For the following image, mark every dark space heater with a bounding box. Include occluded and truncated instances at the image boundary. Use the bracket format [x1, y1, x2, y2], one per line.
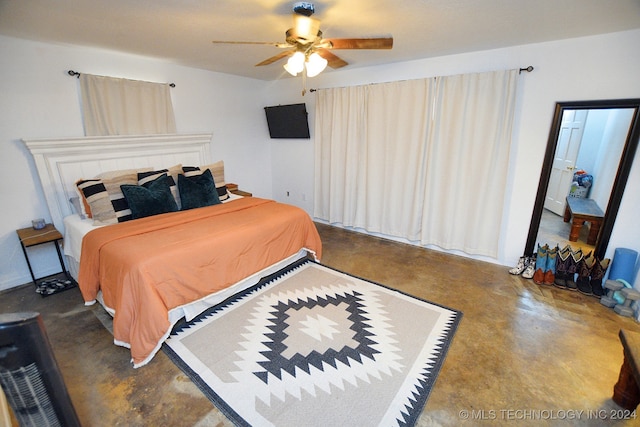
[0, 312, 80, 427]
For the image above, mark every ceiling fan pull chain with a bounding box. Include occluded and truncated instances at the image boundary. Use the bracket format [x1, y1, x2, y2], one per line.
[302, 71, 307, 96]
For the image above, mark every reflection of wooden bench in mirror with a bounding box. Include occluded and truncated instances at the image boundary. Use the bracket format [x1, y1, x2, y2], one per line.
[563, 197, 604, 245]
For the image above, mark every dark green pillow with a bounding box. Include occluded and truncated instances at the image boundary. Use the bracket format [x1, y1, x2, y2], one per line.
[121, 174, 178, 219]
[178, 168, 221, 210]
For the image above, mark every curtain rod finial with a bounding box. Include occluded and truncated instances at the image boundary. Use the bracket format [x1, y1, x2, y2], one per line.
[519, 66, 534, 74]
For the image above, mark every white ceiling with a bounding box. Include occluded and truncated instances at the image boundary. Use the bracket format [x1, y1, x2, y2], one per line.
[1, 0, 639, 81]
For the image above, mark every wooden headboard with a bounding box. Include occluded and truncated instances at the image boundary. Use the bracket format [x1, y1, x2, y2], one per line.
[23, 133, 213, 233]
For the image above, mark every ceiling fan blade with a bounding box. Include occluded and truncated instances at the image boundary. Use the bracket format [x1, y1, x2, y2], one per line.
[212, 40, 291, 48]
[324, 37, 393, 50]
[316, 49, 348, 69]
[255, 50, 293, 66]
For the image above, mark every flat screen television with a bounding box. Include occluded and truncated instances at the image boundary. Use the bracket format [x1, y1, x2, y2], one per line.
[264, 103, 310, 139]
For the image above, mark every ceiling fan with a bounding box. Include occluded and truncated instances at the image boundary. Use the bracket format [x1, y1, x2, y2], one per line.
[212, 2, 393, 78]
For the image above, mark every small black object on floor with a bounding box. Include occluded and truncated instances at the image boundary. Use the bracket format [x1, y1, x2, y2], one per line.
[35, 273, 77, 297]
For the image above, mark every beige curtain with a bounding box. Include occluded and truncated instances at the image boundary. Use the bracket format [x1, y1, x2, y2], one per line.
[80, 74, 176, 136]
[314, 69, 519, 257]
[420, 69, 518, 256]
[314, 79, 434, 240]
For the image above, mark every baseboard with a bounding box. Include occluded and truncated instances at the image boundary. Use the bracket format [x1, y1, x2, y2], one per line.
[0, 266, 62, 292]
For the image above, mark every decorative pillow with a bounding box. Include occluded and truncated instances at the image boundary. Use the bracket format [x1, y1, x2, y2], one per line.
[178, 169, 221, 210]
[74, 185, 92, 218]
[121, 174, 178, 219]
[183, 160, 230, 201]
[76, 172, 138, 225]
[138, 164, 182, 208]
[75, 168, 154, 219]
[96, 167, 152, 180]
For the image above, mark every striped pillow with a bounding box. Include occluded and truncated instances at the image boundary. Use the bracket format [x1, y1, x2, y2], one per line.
[96, 167, 152, 180]
[76, 172, 138, 225]
[183, 161, 230, 201]
[75, 167, 153, 219]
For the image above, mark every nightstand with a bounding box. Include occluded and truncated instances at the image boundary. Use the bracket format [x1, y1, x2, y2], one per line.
[16, 224, 76, 296]
[227, 183, 252, 197]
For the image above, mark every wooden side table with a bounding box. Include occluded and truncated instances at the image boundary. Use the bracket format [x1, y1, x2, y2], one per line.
[16, 224, 75, 296]
[227, 183, 252, 197]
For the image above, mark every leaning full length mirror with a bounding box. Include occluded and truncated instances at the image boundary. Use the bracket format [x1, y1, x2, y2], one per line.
[525, 99, 640, 260]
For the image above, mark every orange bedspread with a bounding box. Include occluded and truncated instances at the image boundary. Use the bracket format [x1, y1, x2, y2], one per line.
[78, 197, 322, 367]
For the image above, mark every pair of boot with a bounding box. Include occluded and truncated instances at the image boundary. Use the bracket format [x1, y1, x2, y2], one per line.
[576, 254, 610, 297]
[509, 255, 535, 279]
[554, 245, 584, 291]
[532, 244, 557, 285]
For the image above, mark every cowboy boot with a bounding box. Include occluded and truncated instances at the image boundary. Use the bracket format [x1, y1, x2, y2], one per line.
[522, 256, 535, 279]
[554, 245, 572, 289]
[589, 257, 610, 297]
[543, 245, 558, 285]
[577, 253, 595, 295]
[509, 256, 528, 275]
[565, 248, 584, 291]
[533, 244, 548, 285]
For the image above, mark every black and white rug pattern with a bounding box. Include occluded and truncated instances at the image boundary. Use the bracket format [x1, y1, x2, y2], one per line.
[164, 259, 462, 427]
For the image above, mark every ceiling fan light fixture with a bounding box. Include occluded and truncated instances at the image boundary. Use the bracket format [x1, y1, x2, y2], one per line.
[284, 51, 305, 76]
[292, 14, 321, 43]
[305, 52, 328, 77]
[214, 2, 392, 80]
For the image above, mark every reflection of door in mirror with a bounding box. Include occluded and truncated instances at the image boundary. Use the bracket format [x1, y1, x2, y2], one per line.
[544, 109, 587, 215]
[535, 107, 635, 254]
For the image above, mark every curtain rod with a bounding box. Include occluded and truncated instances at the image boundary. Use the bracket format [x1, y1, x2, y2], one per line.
[67, 70, 176, 87]
[308, 65, 535, 93]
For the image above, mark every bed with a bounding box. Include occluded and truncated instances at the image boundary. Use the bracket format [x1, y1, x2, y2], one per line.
[23, 133, 322, 367]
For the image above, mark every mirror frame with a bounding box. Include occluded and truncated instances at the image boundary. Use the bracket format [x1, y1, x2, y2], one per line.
[524, 98, 640, 259]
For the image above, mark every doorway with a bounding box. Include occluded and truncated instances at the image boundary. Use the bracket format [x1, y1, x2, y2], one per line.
[544, 109, 588, 216]
[524, 99, 640, 259]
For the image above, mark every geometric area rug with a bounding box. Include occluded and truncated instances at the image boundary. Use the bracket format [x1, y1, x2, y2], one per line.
[163, 258, 462, 427]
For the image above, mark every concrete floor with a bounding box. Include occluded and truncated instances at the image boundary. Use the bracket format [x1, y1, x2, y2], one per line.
[1, 222, 639, 426]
